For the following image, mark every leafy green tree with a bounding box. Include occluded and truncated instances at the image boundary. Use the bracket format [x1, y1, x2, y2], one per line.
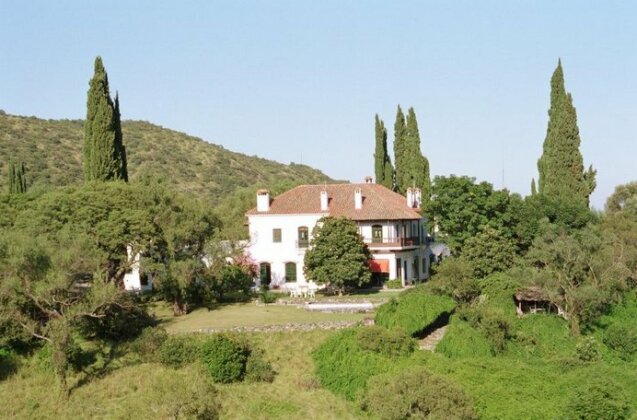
[426, 175, 519, 253]
[537, 60, 596, 206]
[392, 106, 407, 194]
[83, 56, 127, 182]
[462, 226, 517, 278]
[605, 181, 637, 217]
[8, 161, 27, 194]
[426, 258, 480, 304]
[304, 217, 371, 293]
[526, 225, 629, 335]
[0, 232, 137, 394]
[373, 115, 393, 189]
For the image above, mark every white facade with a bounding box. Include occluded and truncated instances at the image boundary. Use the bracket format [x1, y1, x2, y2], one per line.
[248, 213, 323, 285]
[123, 245, 153, 292]
[246, 185, 431, 288]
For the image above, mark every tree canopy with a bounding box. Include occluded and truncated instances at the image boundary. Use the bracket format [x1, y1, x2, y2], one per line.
[304, 217, 371, 293]
[373, 115, 393, 189]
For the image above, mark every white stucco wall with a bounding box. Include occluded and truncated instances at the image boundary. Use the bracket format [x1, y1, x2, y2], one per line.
[247, 213, 324, 285]
[123, 248, 153, 292]
[248, 214, 431, 287]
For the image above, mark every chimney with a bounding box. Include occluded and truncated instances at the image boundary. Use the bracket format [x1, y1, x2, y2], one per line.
[364, 176, 373, 184]
[406, 188, 422, 209]
[256, 189, 270, 212]
[354, 187, 363, 210]
[320, 190, 329, 211]
[406, 188, 414, 208]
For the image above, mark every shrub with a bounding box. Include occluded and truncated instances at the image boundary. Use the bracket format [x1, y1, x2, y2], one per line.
[575, 336, 601, 362]
[128, 327, 168, 362]
[312, 328, 412, 400]
[603, 323, 637, 361]
[436, 317, 493, 358]
[375, 291, 455, 336]
[244, 349, 275, 383]
[459, 305, 511, 354]
[357, 326, 415, 357]
[361, 368, 478, 420]
[158, 335, 200, 368]
[259, 290, 278, 304]
[200, 334, 249, 383]
[564, 377, 631, 420]
[384, 279, 402, 289]
[0, 348, 18, 380]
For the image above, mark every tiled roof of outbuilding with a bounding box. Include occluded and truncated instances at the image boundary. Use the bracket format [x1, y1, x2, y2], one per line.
[246, 183, 423, 221]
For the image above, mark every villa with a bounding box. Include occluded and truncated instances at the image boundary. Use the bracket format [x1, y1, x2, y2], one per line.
[246, 178, 431, 288]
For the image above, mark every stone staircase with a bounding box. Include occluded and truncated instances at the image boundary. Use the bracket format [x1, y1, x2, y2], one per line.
[418, 325, 449, 351]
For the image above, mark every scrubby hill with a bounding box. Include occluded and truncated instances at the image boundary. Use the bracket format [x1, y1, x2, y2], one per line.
[0, 111, 335, 201]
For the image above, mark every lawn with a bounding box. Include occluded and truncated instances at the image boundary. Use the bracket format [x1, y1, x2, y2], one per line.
[153, 302, 371, 333]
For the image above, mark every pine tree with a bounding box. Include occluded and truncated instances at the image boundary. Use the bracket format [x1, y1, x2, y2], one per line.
[537, 60, 596, 206]
[374, 115, 393, 189]
[393, 106, 407, 193]
[84, 56, 128, 182]
[8, 161, 27, 194]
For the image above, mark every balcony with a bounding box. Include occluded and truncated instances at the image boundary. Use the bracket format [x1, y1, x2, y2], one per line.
[362, 236, 421, 248]
[296, 239, 309, 249]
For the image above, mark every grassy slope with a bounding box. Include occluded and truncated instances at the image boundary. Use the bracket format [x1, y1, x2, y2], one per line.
[0, 112, 335, 202]
[0, 331, 360, 420]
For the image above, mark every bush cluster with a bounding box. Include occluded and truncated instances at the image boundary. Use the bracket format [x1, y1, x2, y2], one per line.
[313, 327, 414, 400]
[357, 326, 415, 357]
[361, 368, 478, 420]
[128, 327, 168, 362]
[564, 377, 631, 420]
[384, 279, 402, 289]
[200, 334, 274, 384]
[459, 305, 511, 354]
[158, 335, 200, 368]
[603, 323, 637, 361]
[375, 290, 455, 336]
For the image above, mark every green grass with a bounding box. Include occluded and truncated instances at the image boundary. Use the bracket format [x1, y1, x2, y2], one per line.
[0, 330, 361, 419]
[153, 302, 370, 333]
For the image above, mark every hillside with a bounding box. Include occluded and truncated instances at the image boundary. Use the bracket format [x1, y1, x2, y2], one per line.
[0, 111, 335, 201]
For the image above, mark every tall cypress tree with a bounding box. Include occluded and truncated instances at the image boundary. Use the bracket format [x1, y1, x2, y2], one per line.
[537, 60, 595, 206]
[531, 178, 537, 196]
[393, 106, 407, 193]
[113, 92, 128, 182]
[84, 56, 128, 182]
[404, 107, 431, 201]
[8, 161, 27, 194]
[374, 115, 393, 189]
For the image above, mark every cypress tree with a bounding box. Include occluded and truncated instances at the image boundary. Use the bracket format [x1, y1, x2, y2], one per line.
[393, 106, 407, 193]
[84, 56, 127, 182]
[537, 60, 596, 206]
[531, 178, 537, 196]
[8, 161, 27, 194]
[374, 115, 393, 189]
[113, 92, 128, 182]
[404, 108, 431, 201]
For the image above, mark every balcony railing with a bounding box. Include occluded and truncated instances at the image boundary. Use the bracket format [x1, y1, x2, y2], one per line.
[296, 239, 309, 249]
[362, 236, 421, 247]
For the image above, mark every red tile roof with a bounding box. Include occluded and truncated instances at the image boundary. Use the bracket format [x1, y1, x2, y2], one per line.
[246, 184, 423, 221]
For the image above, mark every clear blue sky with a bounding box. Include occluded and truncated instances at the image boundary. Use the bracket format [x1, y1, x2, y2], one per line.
[1, 1, 635, 208]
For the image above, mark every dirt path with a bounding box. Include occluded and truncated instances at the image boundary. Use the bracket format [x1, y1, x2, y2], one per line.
[418, 325, 449, 351]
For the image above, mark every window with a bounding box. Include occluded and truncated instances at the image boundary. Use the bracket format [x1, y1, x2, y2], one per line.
[272, 228, 282, 243]
[372, 225, 383, 243]
[260, 263, 271, 286]
[298, 226, 309, 248]
[285, 262, 297, 282]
